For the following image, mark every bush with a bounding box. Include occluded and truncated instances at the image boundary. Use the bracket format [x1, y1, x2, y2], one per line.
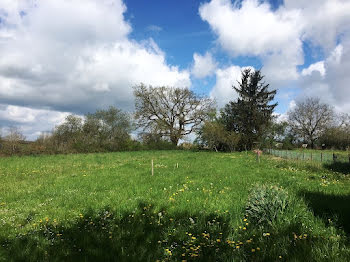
[245, 184, 289, 226]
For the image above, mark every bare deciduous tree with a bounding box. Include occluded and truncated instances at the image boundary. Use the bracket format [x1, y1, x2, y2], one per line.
[288, 97, 334, 148]
[5, 126, 25, 153]
[134, 84, 215, 145]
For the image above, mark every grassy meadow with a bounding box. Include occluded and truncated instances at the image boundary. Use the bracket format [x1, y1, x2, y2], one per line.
[0, 150, 349, 261]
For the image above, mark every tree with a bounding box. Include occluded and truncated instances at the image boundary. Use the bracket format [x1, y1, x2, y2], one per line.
[198, 121, 240, 152]
[52, 107, 133, 152]
[221, 69, 277, 150]
[83, 106, 132, 151]
[319, 113, 350, 150]
[134, 84, 215, 145]
[5, 126, 25, 153]
[288, 97, 334, 149]
[261, 120, 295, 149]
[53, 115, 83, 151]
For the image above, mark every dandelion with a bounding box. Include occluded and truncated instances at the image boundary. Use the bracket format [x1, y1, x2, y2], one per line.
[279, 255, 282, 259]
[257, 247, 260, 251]
[243, 227, 246, 230]
[251, 249, 256, 252]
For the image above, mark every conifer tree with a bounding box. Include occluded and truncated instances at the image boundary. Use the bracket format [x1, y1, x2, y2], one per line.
[221, 68, 277, 150]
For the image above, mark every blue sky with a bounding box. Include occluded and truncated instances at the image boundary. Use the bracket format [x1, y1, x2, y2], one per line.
[0, 0, 349, 139]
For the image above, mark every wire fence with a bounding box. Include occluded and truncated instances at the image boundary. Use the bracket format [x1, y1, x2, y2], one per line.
[263, 148, 350, 164]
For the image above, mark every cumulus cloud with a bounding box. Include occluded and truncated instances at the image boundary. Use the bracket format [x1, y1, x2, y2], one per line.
[0, 0, 191, 138]
[199, 0, 350, 84]
[191, 52, 217, 78]
[201, 0, 350, 112]
[199, 0, 303, 83]
[210, 65, 253, 107]
[0, 0, 190, 114]
[299, 43, 350, 113]
[301, 61, 325, 77]
[284, 0, 350, 50]
[0, 104, 70, 140]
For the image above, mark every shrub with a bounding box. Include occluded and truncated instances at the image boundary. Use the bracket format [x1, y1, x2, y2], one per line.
[245, 184, 289, 226]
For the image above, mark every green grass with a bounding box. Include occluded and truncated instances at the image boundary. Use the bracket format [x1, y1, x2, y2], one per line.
[0, 151, 349, 261]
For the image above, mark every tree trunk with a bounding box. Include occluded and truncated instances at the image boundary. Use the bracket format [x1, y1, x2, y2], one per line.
[170, 136, 179, 146]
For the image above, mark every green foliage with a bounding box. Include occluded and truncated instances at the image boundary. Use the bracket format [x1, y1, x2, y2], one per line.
[245, 184, 289, 226]
[31, 106, 135, 154]
[319, 126, 350, 150]
[197, 120, 240, 152]
[221, 69, 277, 150]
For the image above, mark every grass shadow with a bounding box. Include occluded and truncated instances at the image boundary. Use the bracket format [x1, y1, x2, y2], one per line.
[0, 203, 233, 262]
[301, 191, 350, 236]
[323, 162, 350, 175]
[1, 201, 349, 262]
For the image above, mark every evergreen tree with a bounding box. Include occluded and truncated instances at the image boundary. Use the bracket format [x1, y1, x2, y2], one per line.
[221, 69, 277, 150]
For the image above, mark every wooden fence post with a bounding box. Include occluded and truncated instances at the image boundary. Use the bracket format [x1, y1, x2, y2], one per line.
[151, 159, 154, 176]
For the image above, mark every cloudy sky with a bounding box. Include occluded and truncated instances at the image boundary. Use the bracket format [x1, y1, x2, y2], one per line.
[0, 0, 349, 140]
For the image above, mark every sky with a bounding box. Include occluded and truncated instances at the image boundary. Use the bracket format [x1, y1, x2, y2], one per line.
[0, 0, 349, 140]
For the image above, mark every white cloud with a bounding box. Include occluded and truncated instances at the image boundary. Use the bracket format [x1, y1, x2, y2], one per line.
[299, 42, 350, 113]
[146, 25, 163, 33]
[0, 0, 190, 115]
[199, 0, 302, 57]
[201, 0, 350, 112]
[301, 61, 325, 77]
[284, 0, 350, 50]
[210, 65, 253, 107]
[200, 0, 350, 85]
[0, 104, 70, 140]
[199, 0, 303, 83]
[191, 52, 217, 78]
[0, 0, 191, 139]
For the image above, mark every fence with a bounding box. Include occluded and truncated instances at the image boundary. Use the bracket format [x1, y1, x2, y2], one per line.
[264, 149, 350, 164]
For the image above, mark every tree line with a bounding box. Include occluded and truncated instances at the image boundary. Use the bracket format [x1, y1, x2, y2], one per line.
[0, 69, 349, 156]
